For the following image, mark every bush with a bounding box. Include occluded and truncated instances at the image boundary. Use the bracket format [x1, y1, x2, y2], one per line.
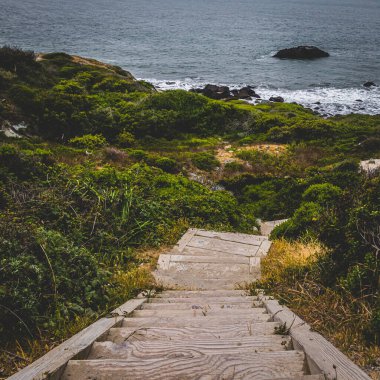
[192, 152, 220, 171]
[302, 183, 343, 206]
[117, 130, 136, 147]
[69, 134, 106, 149]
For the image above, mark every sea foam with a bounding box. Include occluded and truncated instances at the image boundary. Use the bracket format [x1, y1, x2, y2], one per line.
[142, 78, 380, 116]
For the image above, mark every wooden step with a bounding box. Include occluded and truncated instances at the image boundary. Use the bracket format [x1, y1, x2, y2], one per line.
[187, 236, 261, 256]
[106, 323, 281, 343]
[149, 295, 257, 303]
[271, 377, 325, 380]
[88, 336, 292, 359]
[131, 307, 268, 318]
[157, 254, 255, 272]
[154, 273, 257, 290]
[156, 290, 249, 297]
[174, 246, 262, 259]
[122, 315, 272, 328]
[142, 301, 262, 310]
[195, 229, 269, 245]
[62, 351, 307, 380]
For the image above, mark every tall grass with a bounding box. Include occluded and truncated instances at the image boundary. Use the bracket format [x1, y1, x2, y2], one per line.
[247, 239, 380, 378]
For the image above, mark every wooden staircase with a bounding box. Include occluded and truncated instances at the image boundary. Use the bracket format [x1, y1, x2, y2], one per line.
[9, 229, 371, 380]
[154, 228, 271, 289]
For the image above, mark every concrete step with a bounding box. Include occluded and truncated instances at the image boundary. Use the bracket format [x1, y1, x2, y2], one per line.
[142, 301, 262, 310]
[149, 295, 258, 303]
[88, 336, 292, 359]
[62, 351, 307, 380]
[122, 315, 272, 328]
[131, 307, 268, 318]
[106, 323, 281, 343]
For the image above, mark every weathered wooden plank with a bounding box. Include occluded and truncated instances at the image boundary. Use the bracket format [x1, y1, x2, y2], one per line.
[88, 335, 291, 359]
[176, 245, 261, 257]
[106, 323, 280, 343]
[175, 228, 198, 252]
[195, 229, 268, 245]
[264, 299, 371, 380]
[257, 240, 272, 256]
[132, 307, 268, 318]
[62, 351, 306, 380]
[142, 301, 262, 310]
[154, 274, 255, 290]
[157, 290, 249, 297]
[149, 295, 257, 303]
[163, 253, 250, 264]
[122, 315, 272, 328]
[188, 236, 261, 256]
[8, 297, 147, 380]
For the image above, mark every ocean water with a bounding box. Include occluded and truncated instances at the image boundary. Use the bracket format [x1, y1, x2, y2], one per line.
[0, 0, 379, 115]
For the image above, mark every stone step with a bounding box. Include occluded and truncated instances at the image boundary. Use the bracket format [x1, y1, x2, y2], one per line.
[106, 323, 281, 344]
[142, 301, 262, 310]
[149, 295, 257, 303]
[157, 290, 250, 298]
[122, 315, 272, 328]
[88, 336, 292, 360]
[131, 307, 268, 318]
[62, 351, 307, 380]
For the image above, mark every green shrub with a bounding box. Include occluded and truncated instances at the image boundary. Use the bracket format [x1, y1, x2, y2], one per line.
[302, 183, 343, 206]
[117, 130, 136, 147]
[69, 134, 106, 149]
[192, 152, 220, 171]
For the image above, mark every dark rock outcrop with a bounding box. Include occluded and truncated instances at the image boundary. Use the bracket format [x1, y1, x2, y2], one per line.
[269, 96, 285, 103]
[192, 84, 260, 100]
[363, 81, 377, 88]
[274, 46, 329, 59]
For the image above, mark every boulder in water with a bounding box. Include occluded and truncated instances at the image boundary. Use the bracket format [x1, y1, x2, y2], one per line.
[363, 81, 377, 88]
[269, 96, 285, 103]
[274, 46, 330, 59]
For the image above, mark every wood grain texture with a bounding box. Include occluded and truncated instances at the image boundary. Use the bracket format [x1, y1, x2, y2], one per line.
[149, 295, 257, 303]
[175, 228, 198, 252]
[187, 236, 260, 256]
[142, 301, 262, 310]
[122, 315, 272, 328]
[106, 323, 281, 343]
[264, 299, 370, 380]
[196, 229, 268, 244]
[178, 246, 260, 258]
[8, 298, 146, 380]
[132, 307, 268, 318]
[62, 351, 306, 380]
[157, 290, 249, 297]
[88, 336, 291, 359]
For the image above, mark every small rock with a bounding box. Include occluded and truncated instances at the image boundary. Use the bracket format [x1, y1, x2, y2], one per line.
[269, 96, 285, 103]
[363, 81, 377, 88]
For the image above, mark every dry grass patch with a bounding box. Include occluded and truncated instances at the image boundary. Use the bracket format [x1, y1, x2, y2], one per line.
[248, 239, 380, 378]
